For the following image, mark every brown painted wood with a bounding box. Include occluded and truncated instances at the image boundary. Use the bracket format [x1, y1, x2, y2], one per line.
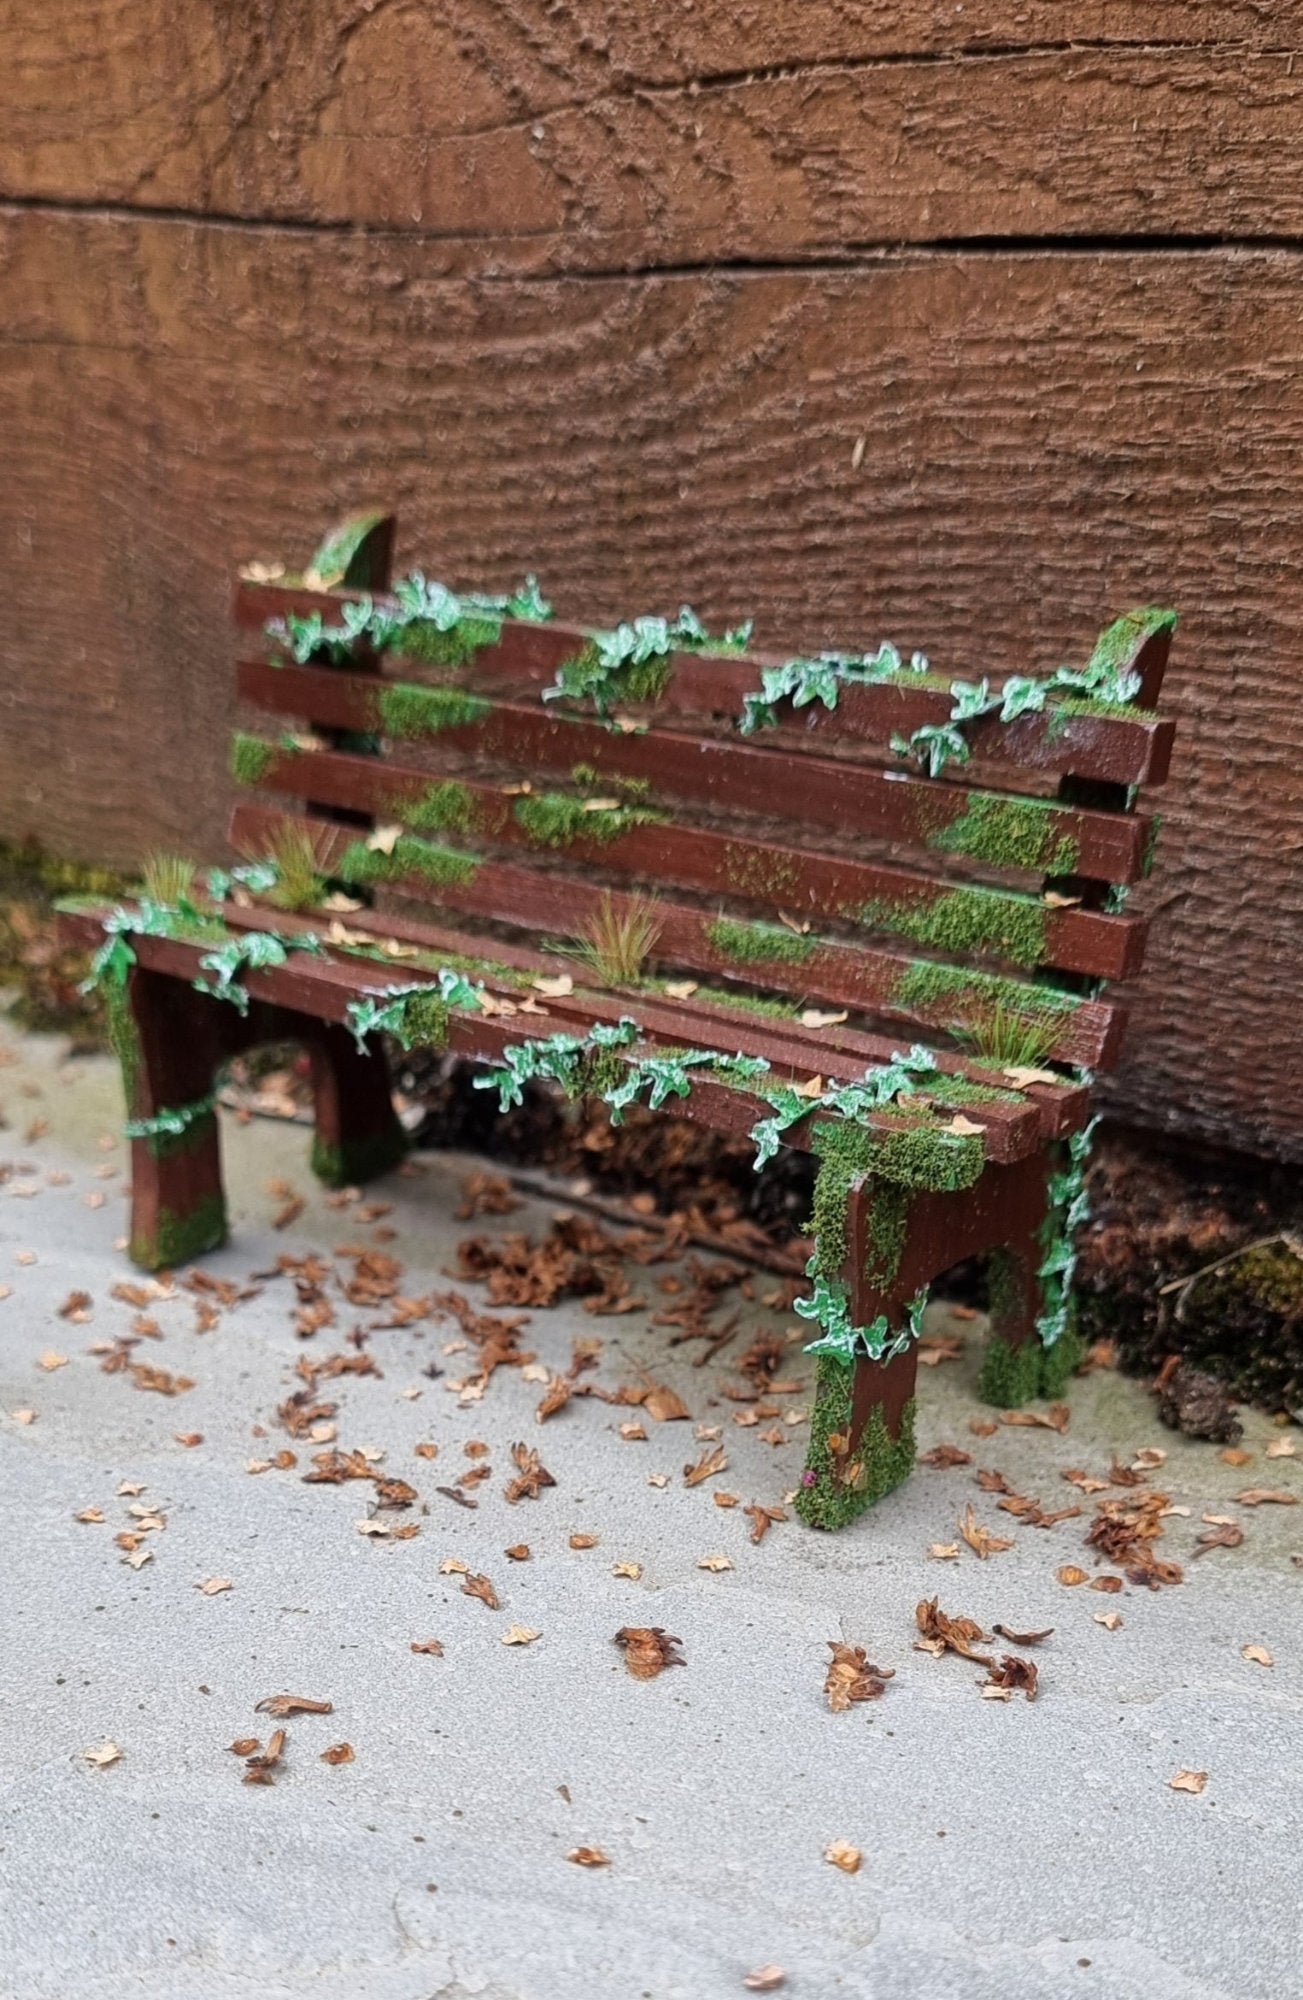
[209, 899, 1091, 1145]
[9, 214, 1297, 1159]
[7, 8, 1301, 268]
[237, 580, 1174, 788]
[243, 740, 1149, 981]
[229, 799, 1125, 1066]
[70, 916, 1003, 1164]
[238, 660, 1153, 885]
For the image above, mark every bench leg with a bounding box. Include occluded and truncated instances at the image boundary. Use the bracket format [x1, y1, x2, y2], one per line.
[110, 969, 231, 1271]
[978, 1152, 1086, 1407]
[304, 1024, 408, 1188]
[796, 1337, 919, 1530]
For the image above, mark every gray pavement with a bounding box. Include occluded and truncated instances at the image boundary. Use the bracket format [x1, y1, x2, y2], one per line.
[1, 1023, 1300, 2000]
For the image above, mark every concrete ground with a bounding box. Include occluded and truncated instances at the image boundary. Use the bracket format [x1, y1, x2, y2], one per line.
[1, 1023, 1300, 2000]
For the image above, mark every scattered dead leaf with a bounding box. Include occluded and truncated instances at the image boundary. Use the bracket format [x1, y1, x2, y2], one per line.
[824, 1641, 894, 1711]
[321, 1742, 354, 1765]
[683, 1443, 729, 1487]
[698, 1553, 733, 1572]
[615, 1627, 684, 1678]
[1241, 1644, 1274, 1667]
[1093, 1611, 1123, 1631]
[461, 1572, 499, 1610]
[1057, 1565, 1089, 1587]
[504, 1440, 556, 1504]
[612, 1561, 643, 1580]
[743, 1968, 786, 1993]
[410, 1638, 445, 1656]
[255, 1694, 332, 1717]
[82, 1742, 121, 1768]
[914, 1598, 993, 1664]
[1168, 1769, 1207, 1795]
[980, 1655, 1038, 1701]
[566, 1846, 610, 1867]
[1235, 1488, 1298, 1507]
[823, 1840, 862, 1875]
[1195, 1522, 1244, 1555]
[919, 1444, 972, 1468]
[1001, 1404, 1070, 1434]
[959, 1504, 1014, 1560]
[502, 1625, 541, 1645]
[992, 1624, 1052, 1646]
[194, 1577, 233, 1596]
[243, 1729, 286, 1786]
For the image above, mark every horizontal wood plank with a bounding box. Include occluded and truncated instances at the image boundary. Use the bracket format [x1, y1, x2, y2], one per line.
[236, 581, 1174, 787]
[6, 9, 1303, 268]
[58, 903, 1034, 1164]
[230, 800, 1125, 1066]
[242, 738, 1150, 979]
[238, 659, 1153, 884]
[206, 898, 1089, 1144]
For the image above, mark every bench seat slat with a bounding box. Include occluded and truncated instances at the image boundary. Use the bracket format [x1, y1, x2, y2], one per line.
[215, 899, 1090, 1147]
[244, 739, 1149, 981]
[62, 911, 1035, 1165]
[230, 802, 1125, 1068]
[234, 581, 1174, 788]
[238, 658, 1155, 885]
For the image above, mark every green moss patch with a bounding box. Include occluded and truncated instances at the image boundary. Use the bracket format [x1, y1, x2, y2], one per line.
[310, 1123, 408, 1189]
[868, 1121, 984, 1193]
[130, 1191, 228, 1272]
[708, 917, 815, 967]
[392, 614, 501, 670]
[375, 681, 491, 739]
[809, 1125, 876, 1281]
[929, 792, 1079, 875]
[860, 885, 1048, 969]
[336, 835, 480, 891]
[892, 958, 1079, 1027]
[229, 733, 279, 788]
[795, 1357, 916, 1529]
[402, 780, 478, 837]
[513, 792, 664, 848]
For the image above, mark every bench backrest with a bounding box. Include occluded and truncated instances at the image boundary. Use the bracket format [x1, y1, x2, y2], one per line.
[229, 511, 1176, 1075]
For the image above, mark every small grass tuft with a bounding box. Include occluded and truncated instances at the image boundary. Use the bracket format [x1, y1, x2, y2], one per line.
[569, 893, 663, 985]
[241, 821, 325, 913]
[139, 853, 197, 907]
[956, 1002, 1059, 1071]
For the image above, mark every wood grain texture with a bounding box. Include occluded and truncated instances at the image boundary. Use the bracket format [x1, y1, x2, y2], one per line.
[2, 209, 1302, 1157]
[4, 4, 1303, 268]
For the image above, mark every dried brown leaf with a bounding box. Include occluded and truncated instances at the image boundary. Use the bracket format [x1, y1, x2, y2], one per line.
[824, 1640, 894, 1711]
[461, 1573, 499, 1610]
[959, 1504, 1014, 1560]
[255, 1693, 332, 1717]
[614, 1626, 685, 1679]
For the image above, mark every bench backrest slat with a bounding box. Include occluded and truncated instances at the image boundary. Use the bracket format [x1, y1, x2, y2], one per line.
[229, 515, 1177, 1074]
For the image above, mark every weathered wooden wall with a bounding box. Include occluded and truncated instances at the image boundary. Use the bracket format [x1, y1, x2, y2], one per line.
[2, 3, 1301, 1158]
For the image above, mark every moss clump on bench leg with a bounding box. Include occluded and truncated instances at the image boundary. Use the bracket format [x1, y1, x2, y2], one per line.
[796, 1353, 917, 1530]
[306, 1023, 409, 1190]
[131, 1191, 228, 1272]
[310, 1124, 409, 1189]
[978, 1245, 1044, 1406]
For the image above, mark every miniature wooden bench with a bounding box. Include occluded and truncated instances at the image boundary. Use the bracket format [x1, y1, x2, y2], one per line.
[60, 511, 1177, 1529]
